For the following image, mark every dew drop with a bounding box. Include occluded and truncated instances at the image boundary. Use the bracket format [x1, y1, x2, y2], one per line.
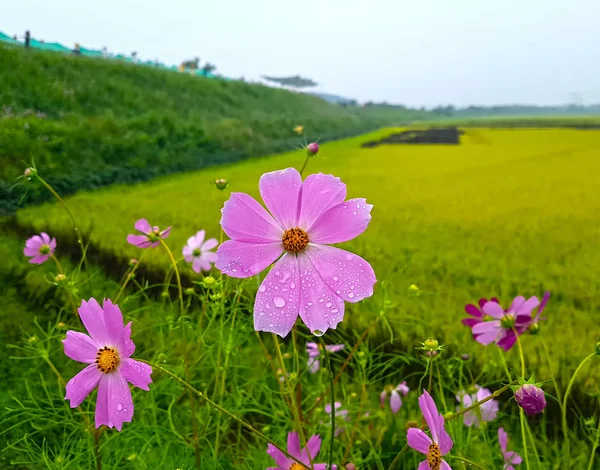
[273, 297, 286, 308]
[326, 301, 332, 308]
[117, 403, 123, 411]
[319, 298, 324, 303]
[333, 276, 339, 282]
[336, 290, 341, 294]
[259, 285, 266, 293]
[290, 282, 296, 289]
[313, 329, 324, 337]
[331, 308, 339, 314]
[348, 292, 355, 299]
[345, 254, 353, 261]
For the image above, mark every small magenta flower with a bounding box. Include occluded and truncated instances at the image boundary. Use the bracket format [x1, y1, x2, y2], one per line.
[306, 342, 344, 373]
[407, 390, 453, 470]
[462, 298, 499, 339]
[325, 402, 350, 437]
[499, 427, 522, 469]
[472, 296, 540, 351]
[182, 230, 218, 273]
[266, 432, 336, 469]
[515, 384, 546, 416]
[216, 168, 376, 337]
[455, 386, 499, 427]
[380, 381, 410, 414]
[127, 219, 171, 248]
[307, 142, 319, 156]
[63, 298, 152, 430]
[24, 232, 56, 264]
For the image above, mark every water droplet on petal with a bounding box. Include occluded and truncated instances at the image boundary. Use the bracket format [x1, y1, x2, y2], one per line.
[333, 276, 339, 282]
[326, 301, 332, 308]
[273, 297, 286, 308]
[259, 285, 266, 293]
[348, 292, 354, 299]
[117, 403, 123, 411]
[331, 308, 339, 314]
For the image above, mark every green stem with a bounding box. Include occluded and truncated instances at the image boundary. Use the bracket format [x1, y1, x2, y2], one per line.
[159, 239, 184, 315]
[513, 327, 526, 377]
[541, 337, 562, 401]
[94, 430, 102, 470]
[524, 414, 542, 469]
[299, 154, 311, 176]
[50, 254, 79, 317]
[387, 444, 409, 470]
[428, 355, 434, 392]
[450, 456, 487, 469]
[319, 337, 335, 469]
[114, 250, 147, 303]
[587, 411, 600, 470]
[520, 409, 531, 470]
[449, 382, 515, 421]
[562, 353, 596, 465]
[141, 360, 306, 467]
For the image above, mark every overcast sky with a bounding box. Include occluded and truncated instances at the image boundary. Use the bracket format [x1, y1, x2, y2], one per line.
[4, 0, 600, 107]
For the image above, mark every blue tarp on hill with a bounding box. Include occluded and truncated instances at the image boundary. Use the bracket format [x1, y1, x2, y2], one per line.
[0, 32, 22, 45]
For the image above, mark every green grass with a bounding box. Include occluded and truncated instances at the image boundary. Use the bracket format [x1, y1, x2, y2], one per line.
[420, 115, 600, 128]
[0, 44, 429, 213]
[14, 126, 600, 385]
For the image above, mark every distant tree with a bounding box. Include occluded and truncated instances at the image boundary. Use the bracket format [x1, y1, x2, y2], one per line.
[201, 62, 217, 75]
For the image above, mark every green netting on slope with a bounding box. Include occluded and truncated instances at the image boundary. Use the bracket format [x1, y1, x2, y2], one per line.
[0, 32, 22, 46]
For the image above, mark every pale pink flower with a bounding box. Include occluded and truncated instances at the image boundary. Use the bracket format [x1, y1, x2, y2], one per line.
[455, 386, 499, 427]
[24, 232, 56, 264]
[266, 432, 336, 469]
[499, 427, 522, 470]
[306, 342, 344, 373]
[182, 230, 218, 273]
[127, 219, 171, 249]
[380, 381, 410, 414]
[216, 168, 376, 337]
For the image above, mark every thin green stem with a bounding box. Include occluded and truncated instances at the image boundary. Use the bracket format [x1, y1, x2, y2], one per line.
[428, 356, 434, 392]
[520, 409, 531, 470]
[562, 353, 596, 465]
[524, 414, 542, 469]
[387, 444, 409, 470]
[50, 254, 79, 316]
[449, 382, 515, 421]
[319, 337, 335, 469]
[513, 327, 526, 377]
[141, 360, 307, 467]
[299, 154, 311, 176]
[450, 456, 487, 469]
[587, 412, 600, 470]
[94, 430, 102, 470]
[159, 239, 184, 314]
[114, 250, 147, 303]
[498, 348, 513, 382]
[541, 337, 562, 401]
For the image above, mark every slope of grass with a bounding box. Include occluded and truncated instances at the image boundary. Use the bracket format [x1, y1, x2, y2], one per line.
[15, 127, 600, 384]
[0, 44, 429, 213]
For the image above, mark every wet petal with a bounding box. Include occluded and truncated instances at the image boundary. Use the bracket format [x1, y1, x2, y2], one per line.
[134, 219, 152, 234]
[120, 359, 152, 391]
[266, 444, 290, 468]
[297, 253, 345, 335]
[253, 253, 301, 338]
[298, 173, 347, 231]
[407, 428, 431, 455]
[95, 373, 134, 431]
[440, 460, 452, 470]
[65, 364, 102, 407]
[78, 298, 109, 345]
[63, 331, 99, 363]
[309, 198, 372, 244]
[259, 168, 302, 229]
[304, 244, 376, 303]
[119, 322, 136, 358]
[221, 192, 283, 243]
[102, 299, 124, 344]
[216, 240, 282, 278]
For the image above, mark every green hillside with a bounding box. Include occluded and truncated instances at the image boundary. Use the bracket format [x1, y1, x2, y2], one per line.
[0, 44, 428, 213]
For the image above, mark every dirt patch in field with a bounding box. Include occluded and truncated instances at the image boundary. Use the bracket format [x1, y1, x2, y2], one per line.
[361, 127, 462, 148]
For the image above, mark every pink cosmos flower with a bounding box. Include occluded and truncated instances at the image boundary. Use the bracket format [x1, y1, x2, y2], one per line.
[216, 167, 376, 337]
[498, 427, 522, 470]
[380, 381, 410, 414]
[267, 432, 336, 470]
[462, 297, 499, 339]
[455, 385, 499, 427]
[63, 298, 153, 431]
[407, 390, 453, 470]
[182, 230, 218, 273]
[471, 296, 540, 351]
[325, 401, 350, 437]
[306, 342, 345, 373]
[24, 232, 56, 264]
[127, 219, 171, 249]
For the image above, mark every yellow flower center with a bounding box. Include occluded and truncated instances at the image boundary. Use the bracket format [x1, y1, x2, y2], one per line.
[290, 464, 306, 470]
[427, 442, 441, 470]
[39, 244, 50, 255]
[282, 228, 309, 253]
[500, 314, 516, 329]
[96, 346, 119, 374]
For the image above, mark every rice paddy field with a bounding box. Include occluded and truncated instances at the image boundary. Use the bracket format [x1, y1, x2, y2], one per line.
[2, 123, 600, 469]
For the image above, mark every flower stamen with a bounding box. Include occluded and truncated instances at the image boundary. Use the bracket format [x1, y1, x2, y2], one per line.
[290, 464, 306, 470]
[96, 346, 119, 374]
[282, 228, 309, 253]
[427, 442, 441, 470]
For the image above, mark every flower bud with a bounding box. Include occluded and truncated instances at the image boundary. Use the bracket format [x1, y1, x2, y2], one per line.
[424, 338, 439, 351]
[515, 384, 546, 416]
[58, 322, 67, 329]
[185, 287, 195, 296]
[528, 323, 540, 335]
[460, 353, 471, 361]
[213, 178, 229, 190]
[54, 273, 67, 283]
[443, 411, 453, 420]
[129, 258, 138, 267]
[345, 464, 357, 470]
[307, 142, 319, 156]
[203, 276, 216, 286]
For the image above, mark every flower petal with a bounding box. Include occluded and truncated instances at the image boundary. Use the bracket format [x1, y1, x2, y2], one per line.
[326, 344, 345, 353]
[308, 358, 320, 373]
[465, 303, 483, 318]
[190, 230, 205, 249]
[306, 342, 320, 356]
[134, 219, 152, 234]
[127, 234, 152, 248]
[505, 451, 522, 465]
[418, 461, 431, 470]
[380, 391, 387, 408]
[65, 364, 102, 407]
[160, 227, 171, 239]
[304, 244, 375, 303]
[300, 434, 322, 464]
[95, 373, 134, 431]
[497, 330, 518, 351]
[297, 253, 345, 335]
[407, 428, 432, 455]
[308, 198, 372, 244]
[40, 232, 51, 245]
[253, 253, 301, 337]
[390, 390, 402, 413]
[78, 298, 110, 345]
[472, 321, 502, 345]
[120, 359, 152, 391]
[29, 254, 49, 264]
[49, 237, 57, 253]
[216, 240, 283, 278]
[440, 460, 452, 470]
[287, 432, 302, 460]
[119, 322, 136, 358]
[220, 192, 283, 243]
[509, 295, 525, 313]
[419, 390, 442, 443]
[517, 296, 540, 315]
[202, 238, 219, 251]
[63, 331, 99, 363]
[498, 427, 508, 453]
[298, 173, 347, 231]
[24, 245, 40, 257]
[201, 251, 218, 263]
[259, 168, 303, 229]
[102, 299, 124, 345]
[266, 444, 290, 468]
[482, 301, 505, 318]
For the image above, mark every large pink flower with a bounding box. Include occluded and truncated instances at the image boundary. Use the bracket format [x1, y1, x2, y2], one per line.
[216, 168, 376, 337]
[63, 298, 153, 431]
[23, 232, 56, 264]
[407, 390, 453, 470]
[266, 432, 336, 470]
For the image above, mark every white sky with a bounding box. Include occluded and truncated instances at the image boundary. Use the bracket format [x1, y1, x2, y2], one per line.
[4, 0, 600, 107]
